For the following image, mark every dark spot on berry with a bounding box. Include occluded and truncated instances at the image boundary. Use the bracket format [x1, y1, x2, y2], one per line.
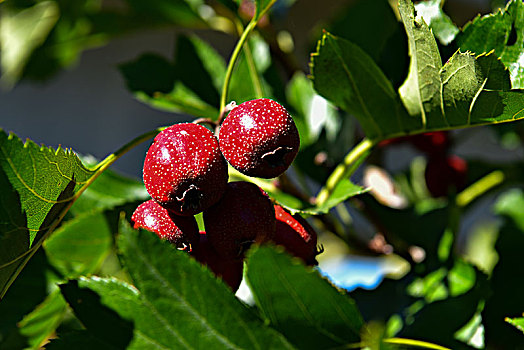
[262, 146, 294, 168]
[177, 184, 204, 213]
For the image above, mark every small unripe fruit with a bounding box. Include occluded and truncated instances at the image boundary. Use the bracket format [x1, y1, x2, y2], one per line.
[219, 98, 300, 178]
[143, 123, 228, 216]
[273, 204, 320, 266]
[131, 199, 199, 251]
[192, 231, 244, 292]
[203, 181, 276, 260]
[425, 154, 467, 198]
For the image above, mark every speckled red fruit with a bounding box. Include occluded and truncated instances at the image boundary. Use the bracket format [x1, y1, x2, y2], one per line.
[273, 204, 320, 266]
[219, 98, 300, 178]
[203, 181, 275, 260]
[131, 199, 199, 251]
[425, 154, 467, 198]
[192, 231, 244, 292]
[143, 123, 228, 216]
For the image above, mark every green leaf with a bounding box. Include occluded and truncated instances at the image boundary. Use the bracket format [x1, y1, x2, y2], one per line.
[414, 0, 459, 46]
[506, 315, 524, 333]
[301, 179, 367, 215]
[398, 0, 444, 121]
[120, 34, 226, 119]
[0, 248, 58, 349]
[311, 9, 524, 141]
[0, 1, 59, 87]
[0, 130, 95, 299]
[286, 72, 340, 147]
[43, 211, 113, 278]
[311, 31, 412, 141]
[246, 245, 364, 349]
[70, 161, 148, 215]
[117, 221, 295, 349]
[457, 0, 524, 89]
[126, 0, 205, 27]
[229, 35, 273, 104]
[18, 290, 68, 349]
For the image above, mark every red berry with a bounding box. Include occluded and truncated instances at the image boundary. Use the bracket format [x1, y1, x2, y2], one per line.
[425, 154, 467, 198]
[219, 98, 300, 178]
[273, 204, 320, 266]
[410, 131, 449, 155]
[143, 123, 228, 216]
[203, 181, 276, 260]
[131, 199, 199, 251]
[192, 231, 244, 292]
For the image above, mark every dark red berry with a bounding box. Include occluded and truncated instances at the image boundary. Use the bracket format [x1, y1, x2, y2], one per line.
[273, 204, 320, 266]
[143, 123, 228, 216]
[425, 154, 467, 198]
[203, 181, 276, 260]
[410, 131, 449, 155]
[219, 98, 300, 179]
[131, 199, 200, 251]
[192, 231, 244, 292]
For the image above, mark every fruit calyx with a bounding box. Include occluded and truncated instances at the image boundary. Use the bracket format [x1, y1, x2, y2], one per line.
[261, 146, 294, 168]
[176, 184, 204, 212]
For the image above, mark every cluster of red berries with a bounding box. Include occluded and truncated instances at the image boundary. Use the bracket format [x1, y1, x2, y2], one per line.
[131, 98, 321, 291]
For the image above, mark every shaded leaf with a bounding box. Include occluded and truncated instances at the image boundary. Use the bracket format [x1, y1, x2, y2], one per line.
[0, 249, 57, 349]
[126, 0, 205, 27]
[120, 34, 226, 119]
[457, 0, 524, 88]
[483, 189, 524, 348]
[246, 245, 363, 349]
[0, 130, 95, 299]
[44, 211, 113, 278]
[70, 161, 148, 215]
[0, 1, 59, 87]
[118, 221, 295, 349]
[18, 290, 68, 349]
[414, 0, 459, 45]
[311, 31, 412, 141]
[46, 330, 119, 350]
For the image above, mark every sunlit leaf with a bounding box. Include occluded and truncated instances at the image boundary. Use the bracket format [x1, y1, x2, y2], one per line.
[457, 0, 524, 88]
[310, 2, 524, 141]
[0, 130, 95, 299]
[117, 221, 295, 349]
[414, 0, 459, 45]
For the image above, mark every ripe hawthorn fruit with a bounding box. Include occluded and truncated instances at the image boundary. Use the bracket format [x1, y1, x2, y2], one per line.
[192, 231, 244, 292]
[131, 199, 200, 251]
[273, 204, 321, 266]
[219, 98, 300, 179]
[425, 154, 467, 198]
[410, 131, 449, 155]
[203, 181, 276, 260]
[143, 123, 228, 216]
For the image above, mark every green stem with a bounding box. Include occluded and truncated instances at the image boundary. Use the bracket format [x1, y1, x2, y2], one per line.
[92, 127, 165, 174]
[219, 1, 276, 115]
[234, 19, 264, 99]
[456, 170, 505, 207]
[316, 138, 375, 206]
[220, 19, 258, 114]
[383, 337, 451, 350]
